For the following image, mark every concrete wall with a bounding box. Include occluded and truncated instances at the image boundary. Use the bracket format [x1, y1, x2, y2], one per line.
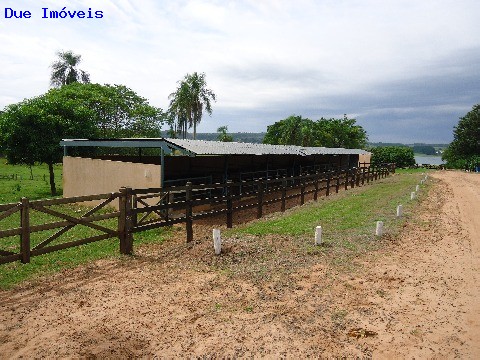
[63, 156, 161, 202]
[359, 153, 372, 165]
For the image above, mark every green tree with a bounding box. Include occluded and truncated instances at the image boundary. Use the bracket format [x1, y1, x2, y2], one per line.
[50, 50, 90, 87]
[442, 104, 480, 169]
[0, 95, 97, 195]
[263, 114, 367, 148]
[168, 72, 216, 139]
[47, 83, 165, 138]
[217, 126, 233, 142]
[412, 145, 436, 155]
[370, 146, 415, 168]
[263, 115, 314, 146]
[314, 115, 368, 149]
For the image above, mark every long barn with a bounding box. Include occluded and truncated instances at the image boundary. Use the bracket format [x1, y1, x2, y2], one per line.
[60, 138, 371, 198]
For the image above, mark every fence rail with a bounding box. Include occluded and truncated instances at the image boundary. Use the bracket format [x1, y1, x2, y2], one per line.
[0, 163, 395, 265]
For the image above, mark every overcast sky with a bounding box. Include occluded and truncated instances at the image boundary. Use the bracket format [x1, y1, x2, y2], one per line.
[1, 0, 479, 143]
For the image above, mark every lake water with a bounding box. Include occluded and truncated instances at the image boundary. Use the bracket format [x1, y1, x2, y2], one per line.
[415, 156, 444, 165]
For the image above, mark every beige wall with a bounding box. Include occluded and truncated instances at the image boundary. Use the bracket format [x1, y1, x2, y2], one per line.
[359, 153, 372, 166]
[63, 157, 161, 203]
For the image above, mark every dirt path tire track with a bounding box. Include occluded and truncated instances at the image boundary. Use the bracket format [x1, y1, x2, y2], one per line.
[0, 170, 479, 358]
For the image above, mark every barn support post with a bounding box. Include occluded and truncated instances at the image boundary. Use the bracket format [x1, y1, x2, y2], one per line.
[20, 197, 31, 264]
[281, 179, 287, 212]
[160, 148, 165, 188]
[314, 173, 319, 201]
[344, 170, 349, 190]
[185, 182, 193, 242]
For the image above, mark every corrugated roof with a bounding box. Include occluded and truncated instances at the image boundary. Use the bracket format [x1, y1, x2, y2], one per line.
[167, 139, 369, 156]
[61, 138, 370, 156]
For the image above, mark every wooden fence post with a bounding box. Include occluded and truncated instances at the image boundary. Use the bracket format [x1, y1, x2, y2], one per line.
[314, 174, 319, 201]
[356, 168, 361, 187]
[326, 172, 331, 196]
[300, 178, 305, 205]
[118, 187, 133, 255]
[361, 167, 366, 185]
[185, 182, 193, 242]
[344, 170, 349, 190]
[281, 179, 287, 212]
[20, 197, 31, 264]
[132, 194, 138, 227]
[226, 180, 233, 228]
[350, 168, 356, 188]
[256, 179, 263, 219]
[367, 166, 371, 184]
[335, 171, 340, 193]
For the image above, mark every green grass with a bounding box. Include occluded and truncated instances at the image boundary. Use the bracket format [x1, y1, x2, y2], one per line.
[0, 159, 172, 289]
[0, 158, 63, 203]
[230, 168, 428, 254]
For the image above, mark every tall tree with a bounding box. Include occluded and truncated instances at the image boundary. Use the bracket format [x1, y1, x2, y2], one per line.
[442, 104, 480, 169]
[168, 72, 216, 139]
[50, 50, 90, 87]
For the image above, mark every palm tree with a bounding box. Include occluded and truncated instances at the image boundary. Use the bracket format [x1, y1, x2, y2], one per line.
[168, 81, 191, 139]
[50, 50, 90, 87]
[168, 72, 216, 139]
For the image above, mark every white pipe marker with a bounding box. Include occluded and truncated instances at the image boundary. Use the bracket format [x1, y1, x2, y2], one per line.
[315, 226, 322, 245]
[376, 221, 384, 236]
[411, 191, 416, 200]
[416, 185, 420, 192]
[396, 204, 403, 218]
[213, 229, 221, 255]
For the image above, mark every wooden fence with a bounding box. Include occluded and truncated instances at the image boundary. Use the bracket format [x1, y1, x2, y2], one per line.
[0, 164, 395, 265]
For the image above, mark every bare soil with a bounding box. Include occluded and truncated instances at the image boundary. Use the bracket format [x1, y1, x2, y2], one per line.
[1, 170, 479, 358]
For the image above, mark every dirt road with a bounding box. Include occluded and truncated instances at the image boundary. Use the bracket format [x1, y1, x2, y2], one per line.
[0, 170, 479, 357]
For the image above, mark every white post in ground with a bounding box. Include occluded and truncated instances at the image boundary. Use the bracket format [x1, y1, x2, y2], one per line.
[416, 185, 420, 192]
[411, 191, 416, 200]
[213, 229, 221, 255]
[397, 204, 403, 218]
[421, 179, 424, 185]
[315, 226, 322, 245]
[376, 221, 384, 236]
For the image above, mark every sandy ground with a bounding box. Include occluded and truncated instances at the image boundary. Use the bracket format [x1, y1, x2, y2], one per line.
[0, 170, 479, 358]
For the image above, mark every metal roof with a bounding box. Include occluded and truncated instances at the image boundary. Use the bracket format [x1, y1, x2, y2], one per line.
[60, 138, 370, 156]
